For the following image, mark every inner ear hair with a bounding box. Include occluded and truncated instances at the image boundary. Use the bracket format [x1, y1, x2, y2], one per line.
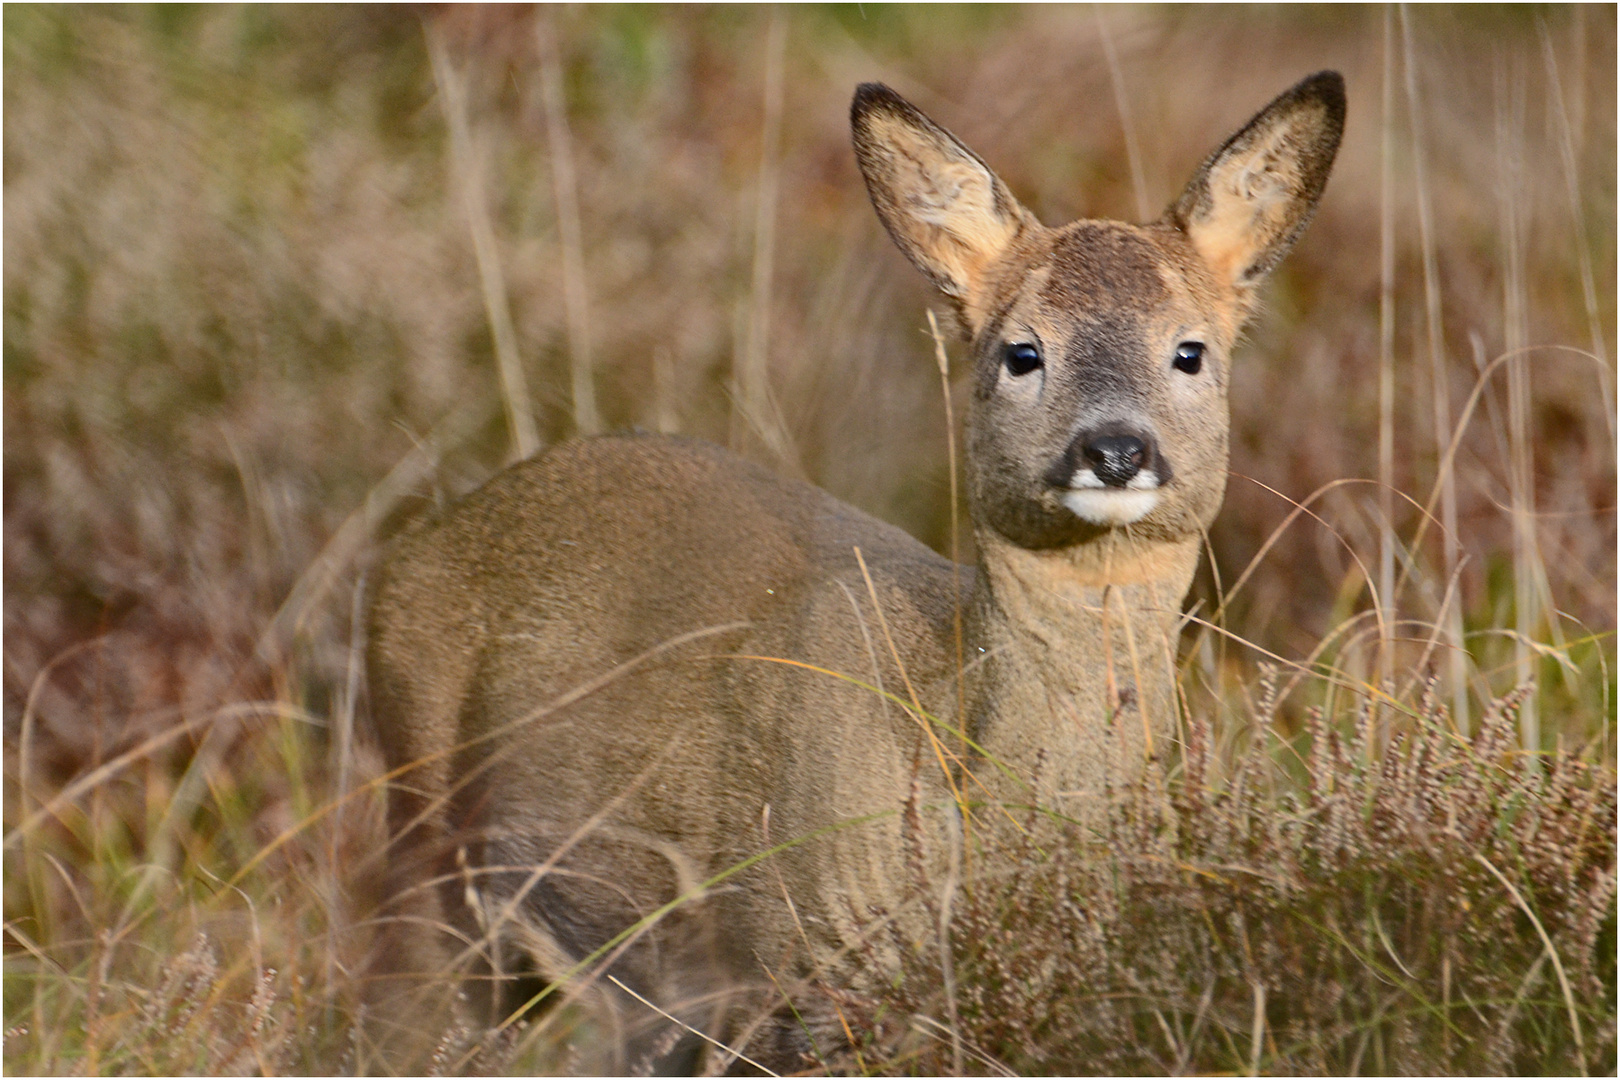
[1167, 71, 1345, 289]
[852, 83, 1035, 318]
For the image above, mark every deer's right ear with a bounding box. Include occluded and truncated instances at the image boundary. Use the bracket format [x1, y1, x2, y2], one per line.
[852, 84, 1036, 321]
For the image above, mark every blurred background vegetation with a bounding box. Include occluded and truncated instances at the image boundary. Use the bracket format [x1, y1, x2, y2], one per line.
[3, 4, 1613, 1073]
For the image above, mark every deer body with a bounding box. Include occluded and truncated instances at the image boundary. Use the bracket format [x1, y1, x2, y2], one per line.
[367, 74, 1343, 1069]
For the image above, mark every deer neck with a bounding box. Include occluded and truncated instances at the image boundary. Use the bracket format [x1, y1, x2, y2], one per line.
[964, 529, 1200, 814]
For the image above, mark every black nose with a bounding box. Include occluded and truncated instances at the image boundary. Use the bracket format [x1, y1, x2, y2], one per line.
[1082, 434, 1148, 487]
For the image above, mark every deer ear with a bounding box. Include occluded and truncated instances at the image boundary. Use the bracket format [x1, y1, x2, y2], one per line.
[852, 83, 1037, 318]
[1169, 71, 1345, 293]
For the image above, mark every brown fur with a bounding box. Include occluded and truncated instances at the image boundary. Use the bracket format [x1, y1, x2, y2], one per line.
[366, 72, 1344, 1071]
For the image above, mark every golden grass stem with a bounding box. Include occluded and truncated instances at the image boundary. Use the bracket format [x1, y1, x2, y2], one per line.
[1538, 17, 1613, 439]
[1247, 978, 1266, 1076]
[736, 9, 794, 465]
[1474, 853, 1586, 1074]
[1495, 62, 1540, 758]
[426, 23, 540, 460]
[468, 741, 680, 1001]
[926, 309, 968, 780]
[254, 399, 479, 668]
[1095, 5, 1150, 221]
[536, 14, 601, 437]
[606, 975, 780, 1076]
[653, 346, 679, 434]
[4, 701, 314, 853]
[327, 575, 365, 1014]
[937, 802, 965, 1077]
[1401, 5, 1469, 733]
[16, 638, 110, 842]
[853, 545, 967, 816]
[757, 803, 857, 1071]
[1379, 4, 1398, 712]
[1217, 475, 1400, 633]
[492, 809, 902, 1070]
[1399, 342, 1605, 594]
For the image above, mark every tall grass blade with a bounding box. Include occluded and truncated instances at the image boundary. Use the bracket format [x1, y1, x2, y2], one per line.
[427, 22, 541, 461]
[735, 9, 795, 466]
[536, 14, 601, 438]
[1400, 5, 1469, 734]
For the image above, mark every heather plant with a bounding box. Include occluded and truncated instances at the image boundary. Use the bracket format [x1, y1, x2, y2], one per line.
[843, 683, 1616, 1075]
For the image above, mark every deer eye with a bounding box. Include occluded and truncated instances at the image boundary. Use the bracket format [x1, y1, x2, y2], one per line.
[1004, 342, 1043, 376]
[1173, 341, 1205, 375]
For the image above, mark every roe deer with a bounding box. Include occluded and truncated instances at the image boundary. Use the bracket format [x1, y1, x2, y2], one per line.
[366, 72, 1344, 1071]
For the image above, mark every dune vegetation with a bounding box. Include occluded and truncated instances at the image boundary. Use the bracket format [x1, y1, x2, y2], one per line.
[5, 5, 1613, 1074]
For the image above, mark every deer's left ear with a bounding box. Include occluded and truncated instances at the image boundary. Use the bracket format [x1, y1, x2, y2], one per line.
[1168, 71, 1345, 295]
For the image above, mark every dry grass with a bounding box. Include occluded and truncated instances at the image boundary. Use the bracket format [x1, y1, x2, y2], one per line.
[856, 685, 1615, 1075]
[4, 6, 1613, 1075]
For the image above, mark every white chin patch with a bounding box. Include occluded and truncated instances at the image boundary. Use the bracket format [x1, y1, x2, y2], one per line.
[1061, 489, 1161, 526]
[1059, 470, 1163, 526]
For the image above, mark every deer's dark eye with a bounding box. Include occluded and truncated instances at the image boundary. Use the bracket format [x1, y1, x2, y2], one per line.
[1173, 341, 1205, 375]
[1004, 342, 1043, 376]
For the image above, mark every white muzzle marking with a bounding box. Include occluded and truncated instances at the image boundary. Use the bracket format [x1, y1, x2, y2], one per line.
[1060, 469, 1162, 525]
